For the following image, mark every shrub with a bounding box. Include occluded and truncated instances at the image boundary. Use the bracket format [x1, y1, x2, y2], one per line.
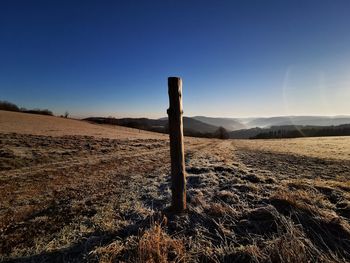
[0, 100, 20, 112]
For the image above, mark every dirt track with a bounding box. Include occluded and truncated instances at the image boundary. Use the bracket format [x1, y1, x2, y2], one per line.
[1, 111, 350, 262]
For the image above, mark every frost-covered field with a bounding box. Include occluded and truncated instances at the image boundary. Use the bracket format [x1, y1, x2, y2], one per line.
[1, 111, 350, 262]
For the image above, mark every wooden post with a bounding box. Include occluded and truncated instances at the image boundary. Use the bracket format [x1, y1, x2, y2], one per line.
[167, 77, 186, 212]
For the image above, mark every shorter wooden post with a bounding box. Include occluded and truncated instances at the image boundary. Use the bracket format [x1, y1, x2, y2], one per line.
[167, 77, 186, 212]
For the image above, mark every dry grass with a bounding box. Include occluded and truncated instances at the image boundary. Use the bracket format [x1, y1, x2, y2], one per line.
[89, 218, 185, 263]
[270, 189, 333, 214]
[234, 136, 350, 161]
[0, 110, 164, 140]
[138, 221, 185, 263]
[90, 241, 125, 263]
[1, 112, 350, 262]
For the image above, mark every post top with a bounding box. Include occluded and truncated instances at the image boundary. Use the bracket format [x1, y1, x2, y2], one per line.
[168, 77, 182, 88]
[168, 76, 181, 79]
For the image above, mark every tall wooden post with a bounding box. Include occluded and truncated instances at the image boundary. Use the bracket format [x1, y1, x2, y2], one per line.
[167, 77, 186, 212]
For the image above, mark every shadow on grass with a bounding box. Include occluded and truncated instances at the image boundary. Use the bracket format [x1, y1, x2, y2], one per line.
[4, 219, 144, 263]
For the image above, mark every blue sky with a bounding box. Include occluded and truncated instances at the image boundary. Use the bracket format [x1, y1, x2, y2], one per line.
[1, 0, 350, 118]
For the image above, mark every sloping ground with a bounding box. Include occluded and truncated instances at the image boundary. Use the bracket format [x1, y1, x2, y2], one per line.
[0, 110, 165, 140]
[0, 113, 350, 262]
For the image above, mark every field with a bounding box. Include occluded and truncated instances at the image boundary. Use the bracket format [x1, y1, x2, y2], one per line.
[1, 110, 350, 262]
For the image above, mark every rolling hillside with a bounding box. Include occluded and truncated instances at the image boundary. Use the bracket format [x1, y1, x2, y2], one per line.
[243, 116, 350, 128]
[85, 116, 219, 135]
[0, 110, 164, 140]
[229, 124, 350, 139]
[192, 116, 246, 131]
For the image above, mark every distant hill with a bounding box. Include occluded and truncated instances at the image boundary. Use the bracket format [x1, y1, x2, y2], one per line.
[193, 115, 350, 131]
[85, 115, 350, 139]
[183, 117, 218, 133]
[84, 116, 219, 136]
[241, 116, 350, 128]
[192, 116, 246, 131]
[229, 124, 350, 139]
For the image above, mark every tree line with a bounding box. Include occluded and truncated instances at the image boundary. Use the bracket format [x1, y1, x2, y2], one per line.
[251, 124, 350, 139]
[85, 117, 230, 139]
[0, 100, 54, 116]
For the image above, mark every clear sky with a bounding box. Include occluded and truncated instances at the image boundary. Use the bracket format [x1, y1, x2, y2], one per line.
[1, 0, 350, 118]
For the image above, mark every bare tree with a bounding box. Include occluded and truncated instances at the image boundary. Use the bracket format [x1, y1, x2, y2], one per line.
[215, 127, 230, 139]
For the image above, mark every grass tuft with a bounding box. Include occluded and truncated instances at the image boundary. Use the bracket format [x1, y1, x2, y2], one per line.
[138, 220, 185, 263]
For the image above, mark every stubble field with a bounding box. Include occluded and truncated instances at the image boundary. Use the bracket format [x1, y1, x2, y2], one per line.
[0, 111, 349, 262]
